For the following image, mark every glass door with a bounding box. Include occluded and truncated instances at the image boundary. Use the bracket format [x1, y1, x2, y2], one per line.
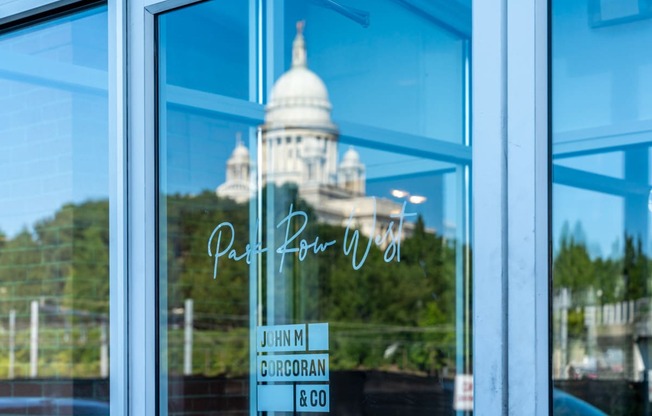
[156, 1, 472, 414]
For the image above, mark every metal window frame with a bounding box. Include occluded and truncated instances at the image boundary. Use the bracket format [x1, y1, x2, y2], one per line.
[128, 0, 157, 414]
[108, 1, 129, 415]
[472, 0, 550, 414]
[0, 0, 83, 25]
[0, 0, 552, 414]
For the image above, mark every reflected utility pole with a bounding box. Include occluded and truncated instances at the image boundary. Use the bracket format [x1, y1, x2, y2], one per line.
[101, 322, 108, 378]
[184, 299, 194, 375]
[8, 309, 15, 379]
[560, 289, 569, 378]
[30, 300, 38, 378]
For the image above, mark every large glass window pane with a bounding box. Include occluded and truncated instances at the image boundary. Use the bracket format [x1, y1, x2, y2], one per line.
[157, 1, 472, 414]
[160, 0, 251, 102]
[0, 5, 109, 414]
[552, 1, 652, 414]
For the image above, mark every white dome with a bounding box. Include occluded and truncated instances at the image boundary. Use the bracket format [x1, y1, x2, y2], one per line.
[232, 143, 249, 159]
[268, 67, 330, 109]
[342, 147, 360, 162]
[263, 24, 336, 131]
[340, 147, 362, 168]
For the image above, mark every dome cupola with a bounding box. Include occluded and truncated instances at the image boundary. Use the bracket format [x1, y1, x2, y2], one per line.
[338, 146, 365, 195]
[340, 147, 361, 167]
[216, 133, 252, 203]
[264, 22, 336, 132]
[229, 135, 249, 163]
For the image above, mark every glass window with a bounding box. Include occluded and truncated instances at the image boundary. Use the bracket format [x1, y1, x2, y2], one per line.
[0, 5, 109, 414]
[157, 1, 472, 414]
[282, 0, 466, 144]
[160, 0, 251, 101]
[552, 1, 652, 414]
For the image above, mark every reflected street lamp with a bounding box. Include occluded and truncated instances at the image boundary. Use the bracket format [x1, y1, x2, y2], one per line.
[390, 188, 427, 204]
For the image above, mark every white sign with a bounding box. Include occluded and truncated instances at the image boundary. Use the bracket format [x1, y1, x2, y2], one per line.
[453, 374, 474, 411]
[648, 370, 652, 403]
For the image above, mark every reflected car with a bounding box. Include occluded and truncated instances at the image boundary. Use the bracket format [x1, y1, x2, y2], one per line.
[553, 389, 608, 416]
[0, 397, 109, 415]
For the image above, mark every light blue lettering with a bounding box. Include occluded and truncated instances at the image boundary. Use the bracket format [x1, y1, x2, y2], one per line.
[276, 204, 336, 273]
[207, 200, 415, 278]
[208, 219, 267, 279]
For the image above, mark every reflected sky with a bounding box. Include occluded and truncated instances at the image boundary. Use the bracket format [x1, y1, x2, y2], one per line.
[0, 1, 470, 239]
[551, 3, 652, 411]
[552, 0, 652, 258]
[0, 7, 108, 238]
[158, 0, 470, 238]
[284, 0, 467, 143]
[1, 0, 648, 260]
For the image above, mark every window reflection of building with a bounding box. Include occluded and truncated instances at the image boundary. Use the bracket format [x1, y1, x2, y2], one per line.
[217, 23, 412, 237]
[216, 133, 251, 203]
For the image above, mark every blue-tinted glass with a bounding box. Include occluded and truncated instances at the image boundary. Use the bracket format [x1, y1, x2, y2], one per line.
[160, 0, 250, 100]
[158, 1, 472, 414]
[552, 1, 652, 414]
[0, 5, 109, 412]
[283, 0, 469, 144]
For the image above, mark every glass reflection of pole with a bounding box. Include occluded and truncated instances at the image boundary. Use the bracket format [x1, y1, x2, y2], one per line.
[252, 125, 263, 416]
[183, 299, 193, 376]
[8, 309, 15, 379]
[636, 336, 651, 416]
[461, 41, 472, 416]
[30, 300, 38, 378]
[625, 150, 650, 414]
[560, 288, 569, 379]
[455, 163, 469, 416]
[101, 320, 109, 378]
[265, 134, 276, 327]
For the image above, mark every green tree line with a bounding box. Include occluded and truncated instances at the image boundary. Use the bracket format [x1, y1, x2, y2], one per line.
[0, 188, 463, 378]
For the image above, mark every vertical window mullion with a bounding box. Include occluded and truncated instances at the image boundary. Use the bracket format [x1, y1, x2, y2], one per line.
[109, 0, 129, 415]
[505, 0, 550, 414]
[472, 0, 550, 413]
[472, 0, 509, 412]
[127, 1, 157, 415]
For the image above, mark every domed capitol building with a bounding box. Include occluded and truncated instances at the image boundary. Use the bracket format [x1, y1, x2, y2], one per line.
[218, 22, 408, 237]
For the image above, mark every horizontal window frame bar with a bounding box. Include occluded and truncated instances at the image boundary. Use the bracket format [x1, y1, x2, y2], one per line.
[0, 0, 102, 29]
[553, 122, 652, 159]
[0, 49, 106, 94]
[166, 85, 472, 165]
[553, 165, 649, 197]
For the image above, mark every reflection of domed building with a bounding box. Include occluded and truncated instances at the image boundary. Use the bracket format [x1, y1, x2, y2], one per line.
[216, 133, 251, 203]
[218, 22, 405, 236]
